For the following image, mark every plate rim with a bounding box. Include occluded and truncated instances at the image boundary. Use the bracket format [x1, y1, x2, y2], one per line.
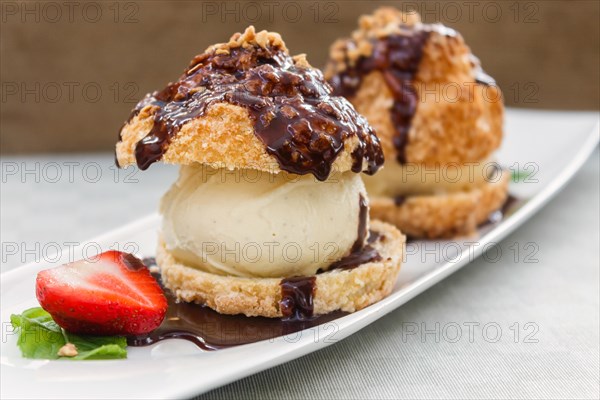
[1, 111, 599, 399]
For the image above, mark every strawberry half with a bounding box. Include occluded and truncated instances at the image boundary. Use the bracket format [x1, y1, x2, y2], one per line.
[36, 250, 167, 336]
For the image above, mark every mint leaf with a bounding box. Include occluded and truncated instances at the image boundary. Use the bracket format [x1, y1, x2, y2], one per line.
[511, 170, 532, 183]
[11, 308, 64, 359]
[70, 344, 127, 360]
[10, 307, 127, 360]
[67, 334, 127, 360]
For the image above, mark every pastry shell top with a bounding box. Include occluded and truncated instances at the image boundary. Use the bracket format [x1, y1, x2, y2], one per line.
[116, 26, 383, 181]
[324, 7, 504, 165]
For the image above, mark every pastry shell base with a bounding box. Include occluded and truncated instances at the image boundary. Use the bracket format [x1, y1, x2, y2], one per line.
[157, 220, 405, 318]
[370, 171, 510, 239]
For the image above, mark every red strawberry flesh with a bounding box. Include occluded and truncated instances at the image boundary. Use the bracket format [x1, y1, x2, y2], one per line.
[36, 250, 167, 336]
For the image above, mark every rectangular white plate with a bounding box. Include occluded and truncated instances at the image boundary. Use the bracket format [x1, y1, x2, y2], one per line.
[1, 109, 598, 399]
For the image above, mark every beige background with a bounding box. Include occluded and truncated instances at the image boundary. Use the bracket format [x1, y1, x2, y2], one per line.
[1, 0, 599, 154]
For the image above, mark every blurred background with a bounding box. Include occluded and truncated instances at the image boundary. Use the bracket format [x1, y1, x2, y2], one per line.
[1, 0, 599, 154]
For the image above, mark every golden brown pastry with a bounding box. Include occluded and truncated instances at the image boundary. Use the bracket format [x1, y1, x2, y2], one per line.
[115, 26, 405, 318]
[325, 7, 508, 238]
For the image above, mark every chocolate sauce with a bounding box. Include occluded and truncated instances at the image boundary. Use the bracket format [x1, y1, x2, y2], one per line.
[328, 245, 381, 270]
[352, 194, 369, 252]
[327, 196, 382, 270]
[484, 194, 521, 225]
[394, 195, 407, 206]
[300, 228, 381, 321]
[280, 276, 316, 320]
[321, 229, 383, 272]
[277, 199, 380, 320]
[328, 29, 431, 163]
[119, 252, 146, 271]
[120, 37, 383, 180]
[329, 25, 494, 164]
[366, 229, 381, 244]
[141, 257, 156, 267]
[128, 272, 346, 350]
[501, 194, 521, 214]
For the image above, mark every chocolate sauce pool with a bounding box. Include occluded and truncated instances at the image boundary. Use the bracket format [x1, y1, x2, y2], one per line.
[129, 269, 345, 350]
[120, 38, 383, 180]
[131, 251, 378, 350]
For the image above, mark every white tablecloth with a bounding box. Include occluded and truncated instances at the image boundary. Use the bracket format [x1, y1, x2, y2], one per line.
[1, 150, 598, 399]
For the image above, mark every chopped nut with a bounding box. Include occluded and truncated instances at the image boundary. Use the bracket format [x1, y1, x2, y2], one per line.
[208, 26, 288, 55]
[57, 342, 78, 357]
[292, 54, 312, 68]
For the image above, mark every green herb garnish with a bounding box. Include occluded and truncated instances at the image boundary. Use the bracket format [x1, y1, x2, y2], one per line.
[10, 307, 127, 360]
[511, 169, 532, 183]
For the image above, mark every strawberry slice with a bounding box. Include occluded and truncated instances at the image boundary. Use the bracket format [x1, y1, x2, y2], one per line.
[36, 251, 167, 336]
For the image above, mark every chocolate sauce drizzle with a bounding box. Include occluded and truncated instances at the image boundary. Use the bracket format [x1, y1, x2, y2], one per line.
[277, 196, 380, 320]
[329, 29, 431, 163]
[328, 229, 383, 272]
[328, 197, 382, 270]
[329, 25, 494, 164]
[122, 39, 383, 180]
[394, 195, 407, 206]
[352, 194, 369, 252]
[280, 276, 316, 320]
[328, 246, 381, 271]
[119, 252, 146, 271]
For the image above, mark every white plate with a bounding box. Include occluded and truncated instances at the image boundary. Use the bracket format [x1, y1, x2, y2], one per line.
[1, 109, 598, 399]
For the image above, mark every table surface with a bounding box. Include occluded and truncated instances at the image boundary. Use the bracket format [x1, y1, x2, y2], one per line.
[1, 150, 598, 400]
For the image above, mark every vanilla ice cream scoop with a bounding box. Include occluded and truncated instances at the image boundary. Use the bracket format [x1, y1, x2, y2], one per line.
[161, 165, 368, 278]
